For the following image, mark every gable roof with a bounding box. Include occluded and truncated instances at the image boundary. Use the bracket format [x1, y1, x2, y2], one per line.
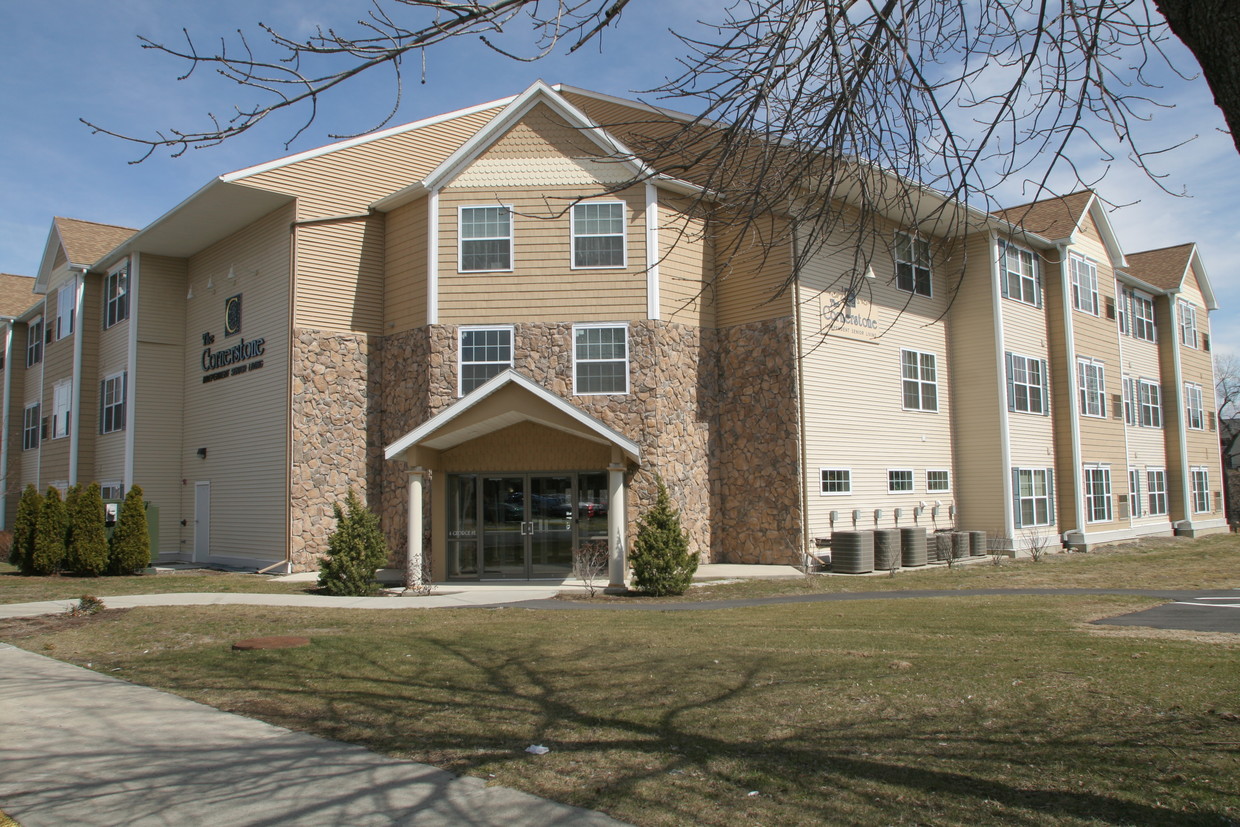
[0, 273, 37, 318]
[992, 191, 1094, 240]
[1126, 242, 1217, 309]
[35, 217, 138, 291]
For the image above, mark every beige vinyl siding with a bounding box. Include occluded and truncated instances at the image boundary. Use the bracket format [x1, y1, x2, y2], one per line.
[132, 254, 187, 555]
[179, 205, 292, 565]
[39, 278, 73, 486]
[1000, 246, 1057, 473]
[6, 321, 30, 509]
[237, 109, 501, 220]
[19, 305, 44, 493]
[1043, 254, 1080, 530]
[1177, 278, 1222, 516]
[384, 197, 429, 333]
[799, 222, 954, 537]
[1154, 295, 1188, 520]
[437, 186, 648, 324]
[658, 195, 715, 327]
[714, 217, 793, 328]
[75, 274, 101, 483]
[1119, 333, 1170, 527]
[293, 216, 385, 334]
[946, 233, 1005, 534]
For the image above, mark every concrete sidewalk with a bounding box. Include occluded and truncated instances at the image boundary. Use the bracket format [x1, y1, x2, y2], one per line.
[0, 643, 626, 826]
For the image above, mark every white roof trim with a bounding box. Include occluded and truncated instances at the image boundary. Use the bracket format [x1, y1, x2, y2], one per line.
[1079, 194, 1128, 269]
[221, 95, 516, 182]
[1186, 244, 1218, 310]
[551, 83, 699, 124]
[384, 369, 640, 462]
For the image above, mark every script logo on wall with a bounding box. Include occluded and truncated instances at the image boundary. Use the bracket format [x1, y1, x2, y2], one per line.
[224, 293, 242, 337]
[201, 293, 265, 385]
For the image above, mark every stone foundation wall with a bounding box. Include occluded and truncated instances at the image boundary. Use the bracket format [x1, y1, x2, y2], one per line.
[714, 317, 803, 564]
[288, 329, 382, 571]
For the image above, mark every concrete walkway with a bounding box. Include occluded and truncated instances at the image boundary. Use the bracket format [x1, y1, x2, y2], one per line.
[0, 643, 626, 827]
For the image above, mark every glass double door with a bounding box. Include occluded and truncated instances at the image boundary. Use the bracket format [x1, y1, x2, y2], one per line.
[446, 472, 609, 580]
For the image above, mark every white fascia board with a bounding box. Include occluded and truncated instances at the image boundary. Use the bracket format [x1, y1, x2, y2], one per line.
[33, 225, 67, 293]
[551, 84, 700, 124]
[1114, 270, 1167, 296]
[220, 96, 517, 182]
[1187, 245, 1218, 310]
[1082, 195, 1128, 269]
[384, 368, 640, 462]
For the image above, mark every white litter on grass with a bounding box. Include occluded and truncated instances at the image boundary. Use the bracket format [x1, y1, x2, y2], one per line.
[747, 791, 760, 797]
[525, 744, 550, 755]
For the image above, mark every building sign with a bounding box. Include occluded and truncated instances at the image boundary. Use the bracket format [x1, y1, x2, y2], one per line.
[820, 290, 880, 341]
[201, 293, 265, 384]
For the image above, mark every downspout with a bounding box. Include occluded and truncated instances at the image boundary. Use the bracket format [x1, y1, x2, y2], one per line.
[1058, 244, 1086, 540]
[0, 323, 12, 526]
[989, 232, 1014, 545]
[1170, 293, 1191, 526]
[792, 226, 811, 569]
[123, 255, 139, 492]
[36, 298, 46, 488]
[68, 269, 86, 485]
[1114, 281, 1133, 530]
[280, 213, 298, 575]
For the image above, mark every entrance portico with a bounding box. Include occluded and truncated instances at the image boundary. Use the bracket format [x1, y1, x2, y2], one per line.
[384, 370, 640, 587]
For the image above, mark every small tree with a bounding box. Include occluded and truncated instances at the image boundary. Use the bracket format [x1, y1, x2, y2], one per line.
[10, 484, 42, 575]
[630, 478, 697, 596]
[66, 482, 109, 577]
[30, 487, 67, 576]
[318, 489, 389, 596]
[109, 485, 151, 575]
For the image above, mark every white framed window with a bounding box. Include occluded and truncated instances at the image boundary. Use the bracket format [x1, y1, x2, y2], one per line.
[22, 402, 40, 450]
[104, 263, 130, 329]
[1138, 380, 1162, 428]
[1128, 469, 1142, 518]
[895, 233, 932, 297]
[1191, 467, 1210, 514]
[573, 324, 629, 395]
[1070, 254, 1099, 315]
[571, 202, 626, 268]
[1146, 468, 1168, 516]
[901, 349, 938, 411]
[820, 468, 851, 495]
[1084, 465, 1113, 523]
[52, 379, 71, 439]
[1178, 301, 1198, 348]
[1006, 353, 1047, 415]
[1000, 242, 1039, 306]
[1077, 358, 1105, 418]
[1119, 288, 1155, 341]
[26, 316, 43, 367]
[1012, 467, 1054, 528]
[458, 327, 513, 396]
[887, 469, 914, 493]
[458, 206, 513, 272]
[926, 469, 951, 493]
[100, 371, 127, 434]
[100, 481, 123, 501]
[56, 281, 76, 340]
[1185, 382, 1205, 430]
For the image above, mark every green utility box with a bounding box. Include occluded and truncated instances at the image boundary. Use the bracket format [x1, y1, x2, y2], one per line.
[103, 500, 160, 565]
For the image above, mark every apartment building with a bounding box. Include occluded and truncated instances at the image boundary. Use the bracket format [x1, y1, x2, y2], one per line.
[1, 81, 1225, 581]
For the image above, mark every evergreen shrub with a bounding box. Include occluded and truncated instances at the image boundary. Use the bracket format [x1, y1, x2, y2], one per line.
[110, 485, 151, 575]
[318, 489, 390, 596]
[31, 487, 67, 576]
[630, 478, 697, 596]
[66, 482, 109, 576]
[10, 484, 42, 574]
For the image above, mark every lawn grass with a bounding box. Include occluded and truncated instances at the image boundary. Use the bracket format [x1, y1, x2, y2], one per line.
[3, 593, 1237, 825]
[0, 561, 310, 605]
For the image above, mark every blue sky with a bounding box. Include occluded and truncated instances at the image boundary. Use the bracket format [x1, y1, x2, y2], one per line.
[2, 1, 1237, 353]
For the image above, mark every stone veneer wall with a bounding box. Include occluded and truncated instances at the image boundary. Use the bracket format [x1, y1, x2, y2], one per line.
[288, 329, 383, 570]
[714, 317, 803, 564]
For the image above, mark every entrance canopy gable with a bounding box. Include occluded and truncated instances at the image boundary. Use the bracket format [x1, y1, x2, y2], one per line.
[385, 369, 640, 464]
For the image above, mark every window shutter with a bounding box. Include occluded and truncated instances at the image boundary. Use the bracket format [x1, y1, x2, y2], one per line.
[121, 372, 128, 430]
[999, 243, 1009, 299]
[1041, 359, 1050, 416]
[1034, 258, 1043, 309]
[1011, 468, 1022, 529]
[1005, 352, 1015, 411]
[99, 380, 105, 434]
[1046, 469, 1056, 524]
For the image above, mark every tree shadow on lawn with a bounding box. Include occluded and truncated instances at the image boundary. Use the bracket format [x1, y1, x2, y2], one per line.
[146, 634, 1232, 826]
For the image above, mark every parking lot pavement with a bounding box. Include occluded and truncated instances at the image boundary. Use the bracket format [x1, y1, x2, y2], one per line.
[1090, 590, 1240, 633]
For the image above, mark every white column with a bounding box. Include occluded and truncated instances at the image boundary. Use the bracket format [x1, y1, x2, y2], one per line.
[405, 466, 427, 588]
[606, 462, 626, 591]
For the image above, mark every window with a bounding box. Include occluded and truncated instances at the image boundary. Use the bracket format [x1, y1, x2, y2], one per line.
[1001, 242, 1039, 305]
[901, 349, 938, 411]
[1138, 380, 1162, 428]
[459, 206, 512, 272]
[820, 469, 851, 495]
[1128, 469, 1142, 518]
[26, 317, 43, 367]
[1084, 465, 1113, 523]
[1122, 377, 1136, 426]
[572, 202, 626, 268]
[1185, 382, 1205, 430]
[22, 403, 40, 450]
[1119, 288, 1155, 341]
[895, 233, 931, 296]
[1178, 301, 1198, 348]
[458, 327, 513, 395]
[104, 264, 129, 329]
[100, 481, 124, 501]
[1013, 468, 1054, 528]
[1146, 469, 1168, 516]
[52, 380, 71, 439]
[1006, 353, 1047, 414]
[1191, 467, 1210, 514]
[574, 324, 628, 394]
[100, 371, 127, 434]
[1070, 254, 1099, 315]
[927, 470, 951, 493]
[1077, 358, 1105, 417]
[887, 469, 914, 493]
[56, 281, 76, 340]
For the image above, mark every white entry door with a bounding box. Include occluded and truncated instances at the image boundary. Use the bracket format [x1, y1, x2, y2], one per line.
[194, 481, 210, 562]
